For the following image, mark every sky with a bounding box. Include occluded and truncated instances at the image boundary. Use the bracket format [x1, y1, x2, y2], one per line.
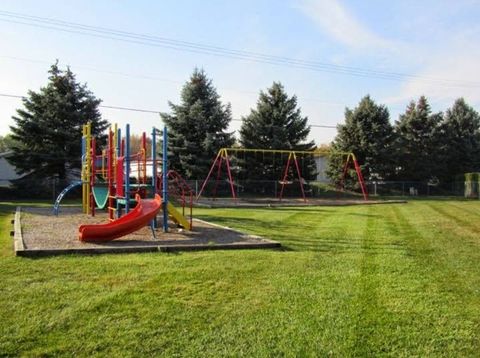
[0, 0, 479, 145]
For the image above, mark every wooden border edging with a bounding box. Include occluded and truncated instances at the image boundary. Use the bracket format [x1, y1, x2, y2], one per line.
[15, 246, 159, 257]
[14, 215, 281, 257]
[15, 241, 281, 257]
[13, 206, 26, 255]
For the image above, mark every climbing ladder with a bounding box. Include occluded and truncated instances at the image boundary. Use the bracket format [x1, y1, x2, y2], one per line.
[53, 180, 82, 216]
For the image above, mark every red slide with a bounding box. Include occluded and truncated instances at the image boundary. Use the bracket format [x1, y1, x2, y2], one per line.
[78, 194, 161, 242]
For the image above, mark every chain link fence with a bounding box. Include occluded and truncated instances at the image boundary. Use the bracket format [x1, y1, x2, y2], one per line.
[0, 178, 472, 201]
[191, 179, 470, 199]
[365, 181, 466, 197]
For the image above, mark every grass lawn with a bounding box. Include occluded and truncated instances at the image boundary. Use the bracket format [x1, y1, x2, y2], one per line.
[0, 200, 479, 356]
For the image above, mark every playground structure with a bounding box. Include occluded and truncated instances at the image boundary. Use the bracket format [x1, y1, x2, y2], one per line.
[197, 147, 368, 202]
[53, 122, 193, 242]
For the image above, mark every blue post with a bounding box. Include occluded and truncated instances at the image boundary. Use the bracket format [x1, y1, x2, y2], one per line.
[117, 128, 121, 157]
[116, 128, 122, 218]
[81, 137, 85, 160]
[162, 126, 168, 232]
[151, 127, 157, 229]
[81, 137, 85, 171]
[125, 124, 130, 213]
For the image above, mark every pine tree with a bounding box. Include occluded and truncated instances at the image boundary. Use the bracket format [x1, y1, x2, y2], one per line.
[0, 134, 19, 153]
[437, 98, 480, 182]
[239, 82, 316, 181]
[327, 95, 395, 185]
[8, 62, 108, 192]
[394, 96, 442, 181]
[160, 68, 234, 179]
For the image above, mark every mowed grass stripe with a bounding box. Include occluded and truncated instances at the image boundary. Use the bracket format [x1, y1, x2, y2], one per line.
[348, 204, 428, 356]
[196, 205, 373, 355]
[425, 201, 480, 244]
[245, 204, 372, 355]
[394, 202, 480, 354]
[0, 201, 479, 356]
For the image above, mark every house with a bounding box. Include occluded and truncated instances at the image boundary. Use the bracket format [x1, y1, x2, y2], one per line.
[0, 152, 22, 187]
[314, 155, 329, 182]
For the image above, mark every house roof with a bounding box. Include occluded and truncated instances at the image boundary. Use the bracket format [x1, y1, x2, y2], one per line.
[0, 151, 13, 158]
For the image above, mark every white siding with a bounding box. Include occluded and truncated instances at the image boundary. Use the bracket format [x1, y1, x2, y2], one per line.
[0, 154, 20, 187]
[314, 156, 330, 182]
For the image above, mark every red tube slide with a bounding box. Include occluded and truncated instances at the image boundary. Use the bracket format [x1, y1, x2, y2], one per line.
[78, 194, 161, 242]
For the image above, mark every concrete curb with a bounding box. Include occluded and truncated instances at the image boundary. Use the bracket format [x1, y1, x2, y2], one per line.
[13, 206, 26, 255]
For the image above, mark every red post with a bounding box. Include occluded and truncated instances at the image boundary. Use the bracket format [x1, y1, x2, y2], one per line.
[224, 150, 237, 202]
[107, 130, 114, 220]
[293, 153, 307, 203]
[142, 132, 147, 185]
[211, 156, 223, 200]
[353, 158, 368, 200]
[279, 153, 292, 201]
[189, 192, 193, 229]
[197, 150, 222, 200]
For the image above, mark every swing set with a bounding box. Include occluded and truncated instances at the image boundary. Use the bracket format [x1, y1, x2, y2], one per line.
[197, 148, 368, 202]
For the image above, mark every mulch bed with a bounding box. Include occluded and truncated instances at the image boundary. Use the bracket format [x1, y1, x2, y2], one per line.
[19, 207, 279, 253]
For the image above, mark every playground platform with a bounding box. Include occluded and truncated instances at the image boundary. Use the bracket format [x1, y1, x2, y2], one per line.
[12, 207, 280, 257]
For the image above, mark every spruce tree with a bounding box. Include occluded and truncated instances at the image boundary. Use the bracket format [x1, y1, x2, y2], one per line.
[326, 95, 394, 185]
[239, 82, 316, 181]
[160, 68, 234, 179]
[0, 134, 18, 153]
[8, 62, 108, 192]
[437, 98, 480, 181]
[394, 96, 442, 181]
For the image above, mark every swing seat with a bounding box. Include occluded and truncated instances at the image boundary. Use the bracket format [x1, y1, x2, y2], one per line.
[279, 180, 293, 185]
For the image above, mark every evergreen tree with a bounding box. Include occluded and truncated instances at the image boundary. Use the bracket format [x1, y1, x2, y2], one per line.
[394, 96, 442, 181]
[437, 98, 480, 181]
[327, 95, 394, 185]
[239, 82, 316, 180]
[161, 68, 234, 179]
[8, 62, 108, 192]
[129, 134, 152, 158]
[0, 134, 19, 153]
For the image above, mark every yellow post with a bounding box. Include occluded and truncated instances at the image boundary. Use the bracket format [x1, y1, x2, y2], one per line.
[101, 149, 106, 179]
[82, 123, 92, 215]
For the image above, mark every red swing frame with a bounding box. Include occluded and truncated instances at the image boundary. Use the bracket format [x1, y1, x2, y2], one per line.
[196, 149, 308, 203]
[338, 153, 368, 200]
[196, 148, 368, 203]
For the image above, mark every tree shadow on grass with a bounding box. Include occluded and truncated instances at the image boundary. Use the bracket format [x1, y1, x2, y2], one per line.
[197, 215, 403, 254]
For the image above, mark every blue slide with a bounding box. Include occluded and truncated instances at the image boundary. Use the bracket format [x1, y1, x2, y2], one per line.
[53, 180, 82, 216]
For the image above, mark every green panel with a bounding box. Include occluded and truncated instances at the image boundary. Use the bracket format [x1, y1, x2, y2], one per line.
[92, 186, 109, 209]
[117, 198, 137, 205]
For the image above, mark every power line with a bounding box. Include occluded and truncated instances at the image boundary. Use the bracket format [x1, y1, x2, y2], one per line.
[99, 105, 161, 114]
[0, 54, 352, 107]
[0, 92, 338, 129]
[0, 10, 479, 88]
